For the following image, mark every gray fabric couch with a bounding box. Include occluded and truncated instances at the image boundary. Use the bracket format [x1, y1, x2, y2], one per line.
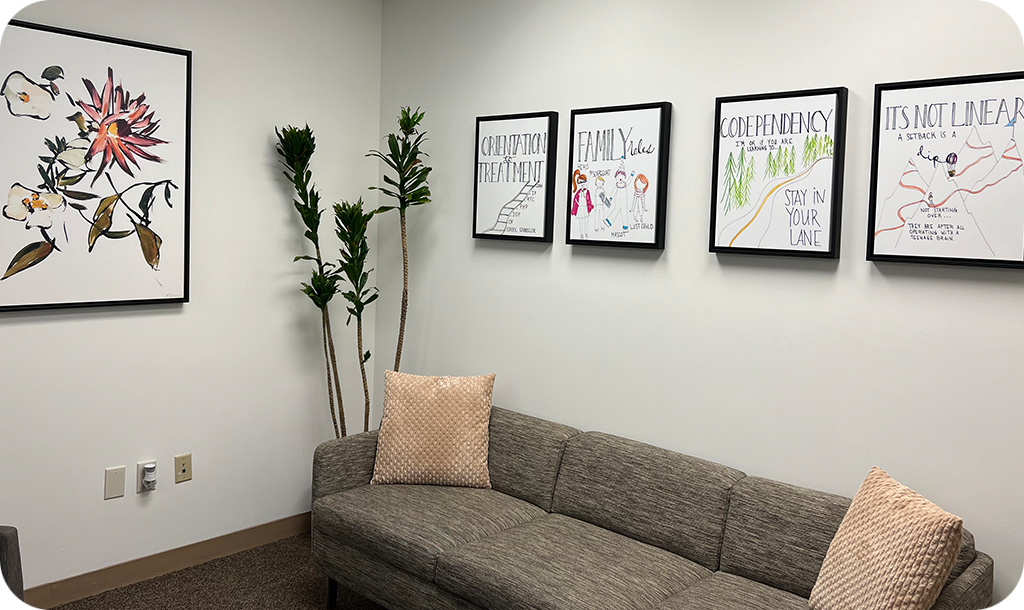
[311, 407, 993, 610]
[0, 524, 23, 610]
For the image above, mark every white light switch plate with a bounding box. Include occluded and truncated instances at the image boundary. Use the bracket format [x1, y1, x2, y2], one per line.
[104, 466, 125, 500]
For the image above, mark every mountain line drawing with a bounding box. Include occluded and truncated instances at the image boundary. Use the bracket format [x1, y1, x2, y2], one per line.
[873, 125, 1024, 260]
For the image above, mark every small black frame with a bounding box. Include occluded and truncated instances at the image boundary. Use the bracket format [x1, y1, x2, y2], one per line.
[1, 20, 192, 313]
[867, 71, 1024, 269]
[566, 101, 671, 250]
[472, 111, 558, 243]
[709, 87, 848, 259]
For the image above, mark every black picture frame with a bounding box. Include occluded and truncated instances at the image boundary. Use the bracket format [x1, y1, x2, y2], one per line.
[0, 16, 192, 311]
[566, 101, 671, 249]
[472, 111, 557, 243]
[868, 70, 1024, 268]
[709, 87, 848, 259]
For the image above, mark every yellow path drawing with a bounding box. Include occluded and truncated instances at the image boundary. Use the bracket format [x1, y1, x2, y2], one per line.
[727, 158, 825, 247]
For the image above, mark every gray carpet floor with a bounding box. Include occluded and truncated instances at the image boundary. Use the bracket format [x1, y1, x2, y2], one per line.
[54, 533, 384, 610]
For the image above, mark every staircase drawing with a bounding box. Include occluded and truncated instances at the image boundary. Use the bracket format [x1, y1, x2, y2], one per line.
[483, 181, 541, 235]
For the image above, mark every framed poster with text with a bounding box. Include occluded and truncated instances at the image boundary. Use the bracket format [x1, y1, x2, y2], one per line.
[0, 20, 191, 312]
[566, 102, 671, 249]
[473, 111, 558, 242]
[868, 71, 1024, 269]
[710, 87, 848, 259]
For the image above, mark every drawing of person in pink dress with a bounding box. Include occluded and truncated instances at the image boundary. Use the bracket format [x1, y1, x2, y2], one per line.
[630, 173, 649, 224]
[571, 169, 594, 239]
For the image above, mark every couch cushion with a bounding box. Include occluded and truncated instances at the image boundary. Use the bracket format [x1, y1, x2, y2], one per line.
[372, 371, 495, 487]
[313, 534, 483, 610]
[808, 466, 963, 610]
[551, 431, 745, 570]
[949, 529, 976, 585]
[655, 572, 808, 610]
[720, 476, 851, 598]
[721, 476, 977, 598]
[488, 407, 580, 511]
[312, 484, 544, 581]
[436, 513, 711, 610]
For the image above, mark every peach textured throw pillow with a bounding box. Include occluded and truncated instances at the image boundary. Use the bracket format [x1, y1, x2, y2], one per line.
[809, 466, 963, 610]
[370, 371, 495, 488]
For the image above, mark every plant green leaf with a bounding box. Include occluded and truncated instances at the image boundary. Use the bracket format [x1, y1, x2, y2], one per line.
[139, 185, 156, 218]
[94, 194, 119, 220]
[41, 66, 64, 81]
[62, 189, 97, 201]
[68, 202, 88, 211]
[2, 241, 54, 280]
[37, 165, 52, 190]
[59, 173, 85, 187]
[134, 222, 162, 270]
[89, 201, 116, 250]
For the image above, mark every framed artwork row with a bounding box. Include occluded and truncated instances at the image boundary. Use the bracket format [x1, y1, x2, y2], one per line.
[473, 70, 1024, 270]
[1, 20, 191, 313]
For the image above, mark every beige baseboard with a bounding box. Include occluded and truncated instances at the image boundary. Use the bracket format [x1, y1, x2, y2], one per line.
[24, 512, 311, 609]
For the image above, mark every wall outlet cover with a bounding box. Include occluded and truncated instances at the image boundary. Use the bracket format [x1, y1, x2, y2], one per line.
[104, 466, 125, 500]
[174, 453, 192, 484]
[137, 460, 157, 493]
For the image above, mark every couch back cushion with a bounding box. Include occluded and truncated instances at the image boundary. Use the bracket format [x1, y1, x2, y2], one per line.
[720, 477, 852, 598]
[720, 477, 978, 599]
[551, 431, 745, 570]
[487, 407, 580, 512]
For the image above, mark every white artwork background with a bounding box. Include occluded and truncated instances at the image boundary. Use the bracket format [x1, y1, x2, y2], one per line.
[0, 25, 188, 308]
[873, 78, 1024, 262]
[714, 94, 838, 252]
[474, 116, 550, 238]
[569, 107, 663, 244]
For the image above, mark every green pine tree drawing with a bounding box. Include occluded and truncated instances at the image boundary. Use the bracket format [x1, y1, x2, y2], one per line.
[732, 148, 747, 211]
[721, 151, 737, 214]
[764, 148, 777, 179]
[743, 157, 756, 207]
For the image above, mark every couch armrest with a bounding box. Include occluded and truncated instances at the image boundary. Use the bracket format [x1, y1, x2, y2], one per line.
[312, 431, 379, 502]
[0, 526, 24, 601]
[932, 551, 994, 610]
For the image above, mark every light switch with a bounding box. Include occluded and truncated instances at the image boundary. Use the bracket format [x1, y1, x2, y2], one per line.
[104, 466, 125, 500]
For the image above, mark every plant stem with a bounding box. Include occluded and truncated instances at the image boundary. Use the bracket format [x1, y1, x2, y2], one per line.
[395, 208, 409, 372]
[323, 306, 346, 437]
[320, 312, 340, 439]
[357, 316, 370, 432]
[314, 241, 346, 438]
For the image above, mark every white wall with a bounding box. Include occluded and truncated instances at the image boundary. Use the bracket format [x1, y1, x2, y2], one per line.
[0, 0, 381, 589]
[375, 0, 1024, 601]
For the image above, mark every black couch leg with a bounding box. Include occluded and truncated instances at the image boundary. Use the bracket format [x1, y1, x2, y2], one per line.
[327, 577, 338, 609]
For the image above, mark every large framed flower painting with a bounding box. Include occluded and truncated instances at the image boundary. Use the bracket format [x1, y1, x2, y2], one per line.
[0, 21, 190, 312]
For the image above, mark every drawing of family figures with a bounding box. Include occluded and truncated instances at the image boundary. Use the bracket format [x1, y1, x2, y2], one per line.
[572, 160, 649, 239]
